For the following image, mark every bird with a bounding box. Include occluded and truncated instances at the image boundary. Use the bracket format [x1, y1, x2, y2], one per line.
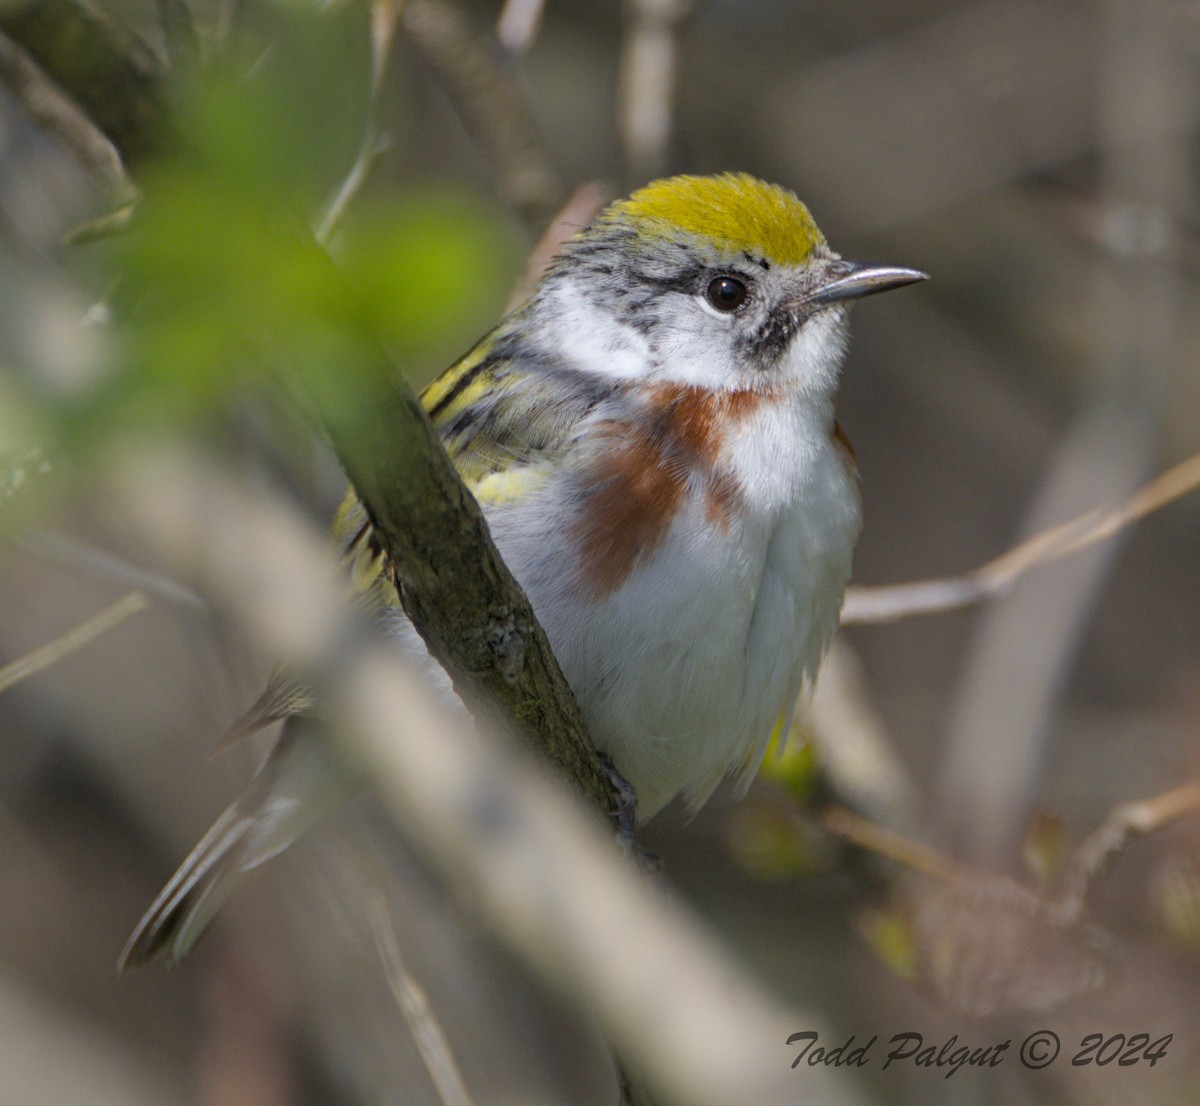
[120, 172, 925, 968]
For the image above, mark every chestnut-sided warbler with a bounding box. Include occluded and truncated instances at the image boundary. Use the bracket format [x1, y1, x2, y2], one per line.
[121, 173, 925, 967]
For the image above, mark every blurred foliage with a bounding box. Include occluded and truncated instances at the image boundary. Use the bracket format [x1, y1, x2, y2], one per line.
[52, 2, 512, 455]
[757, 724, 819, 802]
[1157, 856, 1200, 953]
[1021, 808, 1067, 888]
[726, 805, 836, 882]
[858, 906, 919, 982]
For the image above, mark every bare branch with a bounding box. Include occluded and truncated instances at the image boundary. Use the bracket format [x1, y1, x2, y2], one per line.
[505, 180, 610, 309]
[155, 0, 199, 73]
[617, 0, 692, 182]
[0, 30, 131, 193]
[821, 805, 965, 886]
[401, 0, 564, 231]
[802, 638, 918, 830]
[496, 0, 547, 55]
[0, 590, 148, 695]
[368, 892, 477, 1106]
[1054, 779, 1200, 925]
[17, 531, 206, 610]
[315, 0, 402, 245]
[111, 448, 865, 1106]
[841, 450, 1200, 624]
[0, 0, 167, 162]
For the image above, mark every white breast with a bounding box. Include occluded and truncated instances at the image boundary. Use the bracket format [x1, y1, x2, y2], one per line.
[494, 395, 861, 819]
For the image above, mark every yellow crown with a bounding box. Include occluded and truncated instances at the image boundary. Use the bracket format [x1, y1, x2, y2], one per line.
[608, 173, 826, 267]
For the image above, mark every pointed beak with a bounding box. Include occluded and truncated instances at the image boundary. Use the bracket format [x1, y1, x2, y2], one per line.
[803, 260, 928, 310]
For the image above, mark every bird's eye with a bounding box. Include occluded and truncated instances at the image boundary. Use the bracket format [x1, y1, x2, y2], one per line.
[705, 275, 748, 312]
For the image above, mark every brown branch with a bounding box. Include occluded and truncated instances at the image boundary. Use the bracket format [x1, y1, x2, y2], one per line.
[320, 357, 617, 816]
[0, 0, 168, 162]
[401, 0, 564, 232]
[820, 805, 965, 885]
[1053, 779, 1200, 925]
[0, 29, 131, 192]
[841, 450, 1200, 624]
[826, 774, 1200, 936]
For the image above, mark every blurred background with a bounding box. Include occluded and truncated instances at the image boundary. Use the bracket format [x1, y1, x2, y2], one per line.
[0, 0, 1198, 1103]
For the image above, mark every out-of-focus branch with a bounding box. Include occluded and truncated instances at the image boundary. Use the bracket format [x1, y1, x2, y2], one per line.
[111, 449, 864, 1106]
[802, 638, 918, 830]
[841, 450, 1200, 625]
[617, 0, 692, 183]
[316, 0, 402, 246]
[0, 590, 148, 695]
[821, 805, 964, 886]
[0, 29, 131, 193]
[0, 0, 167, 162]
[505, 180, 610, 309]
[1055, 779, 1200, 926]
[401, 0, 564, 232]
[934, 0, 1187, 867]
[155, 0, 199, 73]
[826, 777, 1200, 929]
[368, 892, 476, 1106]
[16, 532, 206, 610]
[495, 0, 547, 55]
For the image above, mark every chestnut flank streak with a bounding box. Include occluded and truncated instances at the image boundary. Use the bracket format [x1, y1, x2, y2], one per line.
[572, 385, 773, 598]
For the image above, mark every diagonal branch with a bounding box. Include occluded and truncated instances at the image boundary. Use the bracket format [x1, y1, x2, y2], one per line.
[0, 28, 131, 192]
[319, 359, 618, 817]
[0, 0, 167, 162]
[110, 448, 863, 1106]
[0, 591, 149, 695]
[841, 450, 1200, 624]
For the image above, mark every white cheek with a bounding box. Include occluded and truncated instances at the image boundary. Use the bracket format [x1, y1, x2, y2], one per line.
[644, 305, 739, 388]
[538, 282, 652, 380]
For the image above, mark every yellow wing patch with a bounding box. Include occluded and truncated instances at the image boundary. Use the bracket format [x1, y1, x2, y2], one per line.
[610, 173, 826, 268]
[470, 463, 553, 505]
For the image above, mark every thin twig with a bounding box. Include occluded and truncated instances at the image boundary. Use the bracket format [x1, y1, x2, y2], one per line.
[315, 0, 401, 246]
[17, 531, 207, 610]
[841, 451, 1200, 624]
[155, 0, 200, 73]
[820, 804, 965, 885]
[0, 30, 131, 193]
[1054, 779, 1200, 925]
[367, 891, 477, 1106]
[401, 0, 563, 231]
[0, 590, 149, 695]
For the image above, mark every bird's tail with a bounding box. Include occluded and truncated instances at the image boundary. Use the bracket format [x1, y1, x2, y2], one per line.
[119, 719, 359, 969]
